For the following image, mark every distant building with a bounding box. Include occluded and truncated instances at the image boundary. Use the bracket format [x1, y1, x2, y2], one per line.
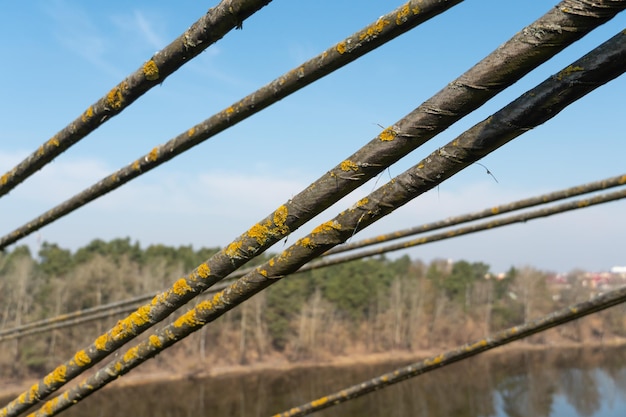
[610, 266, 626, 274]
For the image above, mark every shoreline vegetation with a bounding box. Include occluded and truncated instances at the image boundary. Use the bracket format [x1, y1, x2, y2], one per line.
[2, 340, 626, 401]
[1, 238, 625, 401]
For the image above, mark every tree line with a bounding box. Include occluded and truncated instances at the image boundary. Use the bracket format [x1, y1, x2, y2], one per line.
[1, 238, 624, 379]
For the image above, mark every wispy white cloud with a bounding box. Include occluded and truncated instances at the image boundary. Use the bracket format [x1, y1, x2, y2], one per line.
[132, 10, 167, 51]
[1, 150, 623, 274]
[43, 0, 124, 78]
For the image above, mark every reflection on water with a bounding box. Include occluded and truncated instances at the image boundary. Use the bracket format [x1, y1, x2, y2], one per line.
[10, 346, 626, 417]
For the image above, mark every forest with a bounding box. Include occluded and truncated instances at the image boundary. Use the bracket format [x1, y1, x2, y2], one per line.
[1, 238, 625, 380]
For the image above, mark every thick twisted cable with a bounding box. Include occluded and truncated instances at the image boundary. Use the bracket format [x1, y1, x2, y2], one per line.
[0, 0, 464, 250]
[27, 28, 626, 417]
[0, 0, 272, 198]
[273, 284, 626, 416]
[3, 2, 622, 416]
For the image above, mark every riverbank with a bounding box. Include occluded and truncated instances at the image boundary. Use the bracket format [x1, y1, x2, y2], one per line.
[3, 338, 625, 402]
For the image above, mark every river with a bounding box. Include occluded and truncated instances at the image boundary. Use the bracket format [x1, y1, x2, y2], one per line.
[5, 345, 626, 416]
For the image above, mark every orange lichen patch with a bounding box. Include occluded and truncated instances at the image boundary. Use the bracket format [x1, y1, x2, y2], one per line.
[27, 384, 40, 402]
[336, 41, 347, 54]
[269, 258, 275, 267]
[359, 18, 389, 41]
[114, 362, 123, 373]
[151, 292, 168, 306]
[197, 263, 211, 279]
[378, 127, 397, 142]
[310, 397, 329, 408]
[557, 65, 583, 81]
[312, 220, 342, 235]
[0, 173, 8, 186]
[620, 175, 626, 184]
[396, 4, 410, 24]
[173, 278, 192, 296]
[149, 335, 162, 348]
[106, 81, 127, 110]
[47, 137, 60, 147]
[299, 237, 316, 249]
[43, 365, 67, 387]
[187, 127, 196, 137]
[248, 222, 271, 245]
[41, 397, 59, 416]
[131, 305, 151, 326]
[173, 309, 202, 328]
[142, 60, 160, 81]
[226, 106, 235, 115]
[273, 205, 289, 229]
[123, 346, 140, 363]
[490, 207, 499, 215]
[81, 106, 94, 123]
[340, 160, 359, 172]
[73, 350, 91, 367]
[148, 147, 159, 162]
[94, 333, 109, 350]
[356, 197, 369, 207]
[258, 269, 268, 277]
[225, 241, 243, 258]
[132, 160, 141, 171]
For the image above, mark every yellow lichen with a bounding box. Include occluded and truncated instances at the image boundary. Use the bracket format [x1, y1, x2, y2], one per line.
[248, 222, 271, 245]
[123, 346, 139, 363]
[356, 197, 369, 207]
[114, 362, 123, 372]
[143, 60, 160, 81]
[37, 145, 44, 156]
[491, 207, 499, 215]
[557, 65, 584, 81]
[188, 127, 196, 137]
[17, 392, 27, 405]
[336, 41, 347, 54]
[225, 241, 243, 258]
[130, 305, 151, 327]
[132, 160, 141, 171]
[73, 350, 91, 367]
[149, 335, 162, 348]
[359, 18, 390, 41]
[28, 384, 39, 402]
[43, 365, 67, 387]
[173, 309, 202, 328]
[273, 205, 289, 228]
[311, 397, 329, 408]
[106, 81, 127, 109]
[226, 106, 235, 115]
[197, 263, 210, 279]
[148, 147, 159, 162]
[81, 106, 94, 123]
[0, 174, 8, 186]
[312, 220, 342, 235]
[340, 160, 359, 172]
[41, 397, 59, 416]
[299, 237, 316, 249]
[95, 334, 109, 350]
[396, 4, 411, 25]
[378, 127, 396, 142]
[173, 278, 192, 296]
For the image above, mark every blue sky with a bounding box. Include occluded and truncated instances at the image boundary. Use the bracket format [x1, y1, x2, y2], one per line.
[0, 1, 624, 273]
